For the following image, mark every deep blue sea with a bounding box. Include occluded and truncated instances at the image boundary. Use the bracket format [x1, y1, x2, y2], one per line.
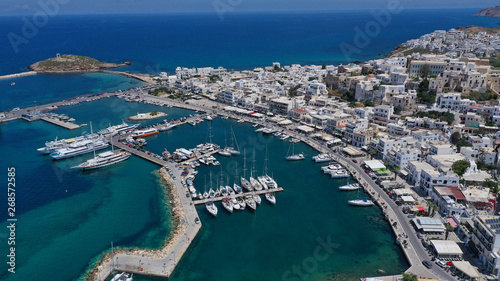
[0, 8, 497, 281]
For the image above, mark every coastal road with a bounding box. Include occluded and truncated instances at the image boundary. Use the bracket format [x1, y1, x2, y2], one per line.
[334, 152, 454, 280]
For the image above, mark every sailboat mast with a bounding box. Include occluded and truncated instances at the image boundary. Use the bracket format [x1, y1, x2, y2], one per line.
[243, 148, 247, 178]
[252, 148, 256, 177]
[263, 145, 268, 175]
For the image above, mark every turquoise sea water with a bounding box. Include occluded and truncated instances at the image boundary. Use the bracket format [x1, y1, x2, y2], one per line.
[1, 8, 496, 281]
[0, 99, 408, 281]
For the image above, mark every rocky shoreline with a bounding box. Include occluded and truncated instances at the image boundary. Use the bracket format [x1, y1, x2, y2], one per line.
[83, 168, 186, 281]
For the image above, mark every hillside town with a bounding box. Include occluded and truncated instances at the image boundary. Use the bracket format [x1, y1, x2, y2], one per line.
[144, 27, 500, 280]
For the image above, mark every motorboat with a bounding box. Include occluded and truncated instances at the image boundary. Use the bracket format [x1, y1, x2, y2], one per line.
[348, 198, 374, 206]
[338, 183, 361, 191]
[312, 153, 332, 163]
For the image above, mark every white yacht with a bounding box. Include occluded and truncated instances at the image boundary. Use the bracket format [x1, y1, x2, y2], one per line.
[241, 177, 252, 191]
[262, 127, 275, 135]
[206, 201, 218, 216]
[286, 142, 305, 161]
[158, 123, 176, 131]
[330, 169, 350, 179]
[226, 185, 235, 196]
[237, 197, 246, 209]
[250, 177, 263, 191]
[231, 198, 241, 210]
[98, 122, 138, 136]
[245, 195, 257, 211]
[253, 194, 261, 205]
[265, 192, 276, 205]
[348, 198, 374, 207]
[50, 139, 109, 160]
[233, 183, 243, 194]
[312, 153, 332, 163]
[110, 272, 133, 281]
[338, 183, 361, 191]
[221, 198, 233, 213]
[73, 150, 130, 170]
[218, 148, 232, 157]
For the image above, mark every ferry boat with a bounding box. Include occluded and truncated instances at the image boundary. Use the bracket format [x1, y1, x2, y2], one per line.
[50, 139, 109, 160]
[37, 134, 99, 155]
[98, 122, 138, 136]
[338, 183, 361, 191]
[131, 128, 158, 138]
[312, 153, 332, 163]
[265, 192, 276, 205]
[221, 198, 233, 213]
[73, 150, 131, 170]
[206, 201, 218, 216]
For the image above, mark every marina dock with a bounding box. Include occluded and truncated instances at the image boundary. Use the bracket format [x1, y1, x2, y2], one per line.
[40, 116, 82, 130]
[192, 187, 284, 205]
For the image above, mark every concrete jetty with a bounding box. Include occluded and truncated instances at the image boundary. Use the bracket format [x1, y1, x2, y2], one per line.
[91, 140, 202, 281]
[0, 71, 36, 80]
[40, 116, 82, 130]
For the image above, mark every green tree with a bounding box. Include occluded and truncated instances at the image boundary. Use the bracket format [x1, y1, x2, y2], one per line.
[393, 165, 400, 180]
[363, 100, 374, 107]
[450, 132, 461, 144]
[420, 64, 431, 79]
[322, 64, 326, 69]
[452, 160, 470, 176]
[394, 105, 403, 114]
[403, 273, 418, 281]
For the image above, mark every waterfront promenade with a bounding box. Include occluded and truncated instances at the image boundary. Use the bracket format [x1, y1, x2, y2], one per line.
[9, 90, 451, 280]
[114, 92, 455, 279]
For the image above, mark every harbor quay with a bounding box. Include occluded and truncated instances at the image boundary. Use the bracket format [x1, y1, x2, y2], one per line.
[89, 144, 202, 280]
[15, 89, 442, 280]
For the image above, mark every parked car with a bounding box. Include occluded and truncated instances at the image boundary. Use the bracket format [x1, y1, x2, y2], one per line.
[417, 233, 423, 239]
[352, 159, 357, 163]
[435, 260, 446, 268]
[422, 260, 433, 268]
[408, 214, 416, 218]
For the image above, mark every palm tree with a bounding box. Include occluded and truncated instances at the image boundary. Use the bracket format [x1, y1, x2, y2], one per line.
[393, 165, 400, 180]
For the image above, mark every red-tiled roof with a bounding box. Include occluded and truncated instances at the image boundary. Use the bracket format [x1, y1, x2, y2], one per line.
[294, 109, 307, 113]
